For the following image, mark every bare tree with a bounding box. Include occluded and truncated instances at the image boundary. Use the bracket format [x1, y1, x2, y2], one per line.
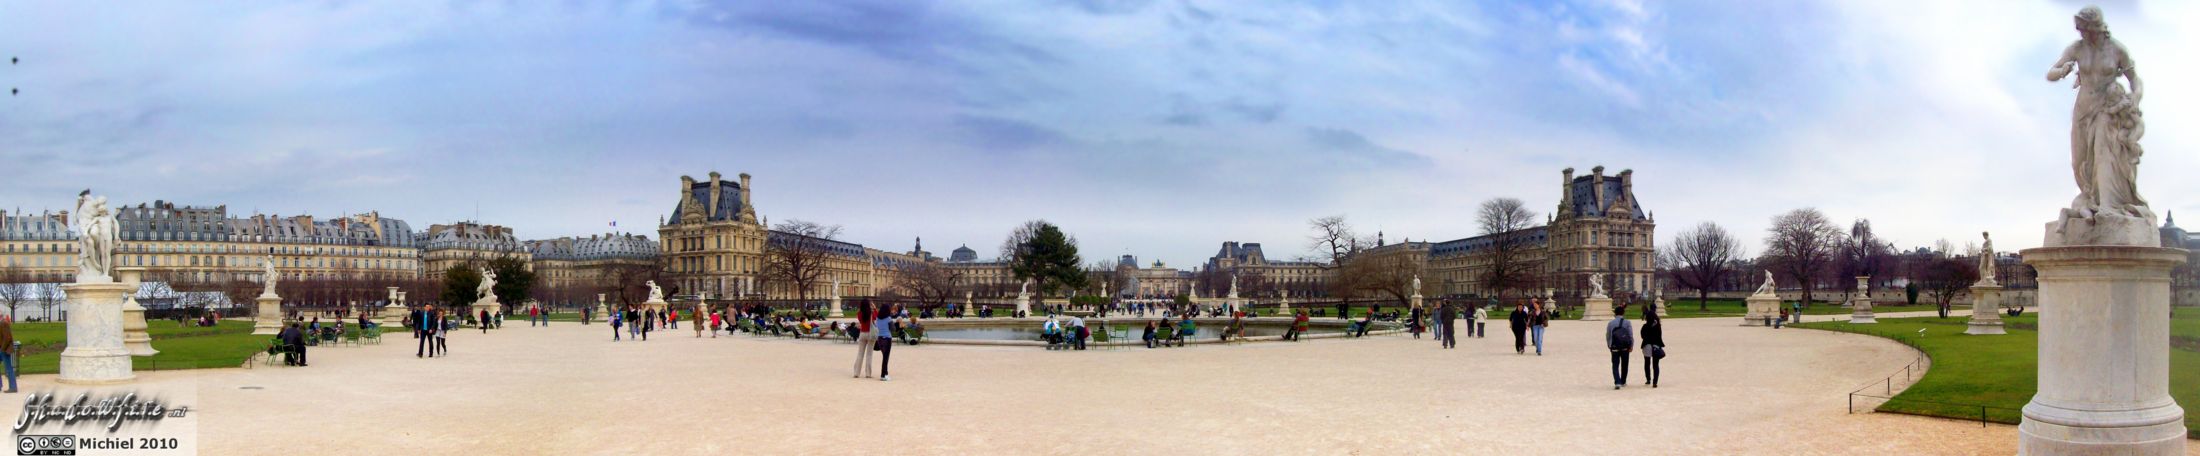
[891, 260, 962, 308]
[1917, 256, 1979, 316]
[1660, 222, 1746, 311]
[0, 266, 29, 320]
[35, 282, 61, 321]
[602, 262, 660, 307]
[762, 219, 845, 301]
[1476, 197, 1542, 299]
[1304, 215, 1368, 268]
[1764, 208, 1845, 309]
[1335, 248, 1423, 306]
[1840, 219, 1893, 299]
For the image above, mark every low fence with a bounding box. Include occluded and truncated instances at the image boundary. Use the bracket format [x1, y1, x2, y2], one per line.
[1841, 333, 2025, 429]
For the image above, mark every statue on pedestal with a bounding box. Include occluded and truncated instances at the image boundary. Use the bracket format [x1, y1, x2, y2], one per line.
[262, 254, 279, 296]
[1587, 273, 1607, 299]
[1754, 271, 1777, 296]
[1978, 232, 2000, 285]
[2045, 5, 2157, 246]
[646, 280, 664, 302]
[477, 268, 497, 301]
[73, 190, 116, 282]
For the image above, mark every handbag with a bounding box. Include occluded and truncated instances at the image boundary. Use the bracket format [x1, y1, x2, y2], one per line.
[1649, 344, 1667, 359]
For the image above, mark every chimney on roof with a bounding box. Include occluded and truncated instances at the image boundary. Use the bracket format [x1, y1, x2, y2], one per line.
[1591, 166, 1607, 211]
[1619, 168, 1634, 203]
[739, 173, 753, 209]
[708, 172, 723, 219]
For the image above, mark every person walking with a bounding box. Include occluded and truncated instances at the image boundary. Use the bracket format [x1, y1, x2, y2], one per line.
[668, 308, 679, 330]
[1408, 306, 1425, 340]
[626, 307, 640, 340]
[853, 300, 877, 378]
[641, 308, 653, 341]
[1437, 303, 1457, 349]
[611, 307, 623, 341]
[693, 307, 705, 338]
[410, 306, 426, 339]
[1640, 305, 1664, 388]
[417, 306, 436, 357]
[479, 309, 491, 334]
[1605, 304, 1635, 390]
[1, 317, 18, 393]
[1458, 303, 1474, 339]
[1531, 301, 1550, 356]
[709, 311, 723, 338]
[1473, 303, 1489, 338]
[433, 310, 449, 357]
[1508, 302, 1530, 354]
[874, 304, 898, 382]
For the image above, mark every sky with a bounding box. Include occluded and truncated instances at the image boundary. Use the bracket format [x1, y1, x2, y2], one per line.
[3, 0, 2196, 268]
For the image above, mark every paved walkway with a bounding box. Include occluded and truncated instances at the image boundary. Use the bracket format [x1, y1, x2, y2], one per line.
[2, 317, 2069, 455]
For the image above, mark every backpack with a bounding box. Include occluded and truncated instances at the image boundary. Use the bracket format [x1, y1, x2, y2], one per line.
[1608, 321, 1634, 350]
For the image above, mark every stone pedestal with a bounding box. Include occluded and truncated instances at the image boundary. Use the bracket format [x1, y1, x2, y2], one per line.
[117, 269, 157, 356]
[829, 296, 843, 317]
[1581, 296, 1613, 320]
[59, 281, 135, 385]
[253, 294, 284, 335]
[642, 298, 668, 314]
[1653, 297, 1668, 318]
[1966, 283, 2006, 335]
[1743, 293, 1780, 326]
[2018, 246, 2187, 455]
[1015, 296, 1031, 315]
[1851, 277, 1878, 324]
[381, 305, 406, 328]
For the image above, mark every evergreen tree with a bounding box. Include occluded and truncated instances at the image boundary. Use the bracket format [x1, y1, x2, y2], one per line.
[1007, 221, 1086, 297]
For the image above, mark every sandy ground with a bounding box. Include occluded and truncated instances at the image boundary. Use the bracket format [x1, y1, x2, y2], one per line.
[8, 316, 2181, 455]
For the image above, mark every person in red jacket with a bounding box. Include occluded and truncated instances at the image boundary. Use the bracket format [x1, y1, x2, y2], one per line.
[852, 300, 877, 378]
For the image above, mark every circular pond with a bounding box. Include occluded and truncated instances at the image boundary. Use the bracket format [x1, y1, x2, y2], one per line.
[913, 317, 1398, 347]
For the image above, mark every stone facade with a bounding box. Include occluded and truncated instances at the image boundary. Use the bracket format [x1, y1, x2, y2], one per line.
[526, 233, 660, 290]
[3, 204, 421, 287]
[418, 222, 529, 280]
[1424, 166, 1654, 301]
[1204, 242, 1328, 297]
[658, 172, 767, 298]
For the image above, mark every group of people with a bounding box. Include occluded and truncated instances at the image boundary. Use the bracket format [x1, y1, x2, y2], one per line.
[409, 305, 453, 358]
[852, 300, 917, 381]
[1603, 304, 1666, 389]
[610, 306, 660, 341]
[1507, 300, 1554, 355]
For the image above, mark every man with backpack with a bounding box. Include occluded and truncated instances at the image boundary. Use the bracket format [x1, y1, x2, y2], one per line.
[1605, 304, 1635, 390]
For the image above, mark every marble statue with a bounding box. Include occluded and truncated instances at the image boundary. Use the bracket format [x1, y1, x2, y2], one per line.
[1411, 275, 1422, 294]
[1018, 279, 1031, 298]
[1978, 231, 1999, 284]
[1588, 273, 1607, 298]
[73, 190, 116, 281]
[1755, 271, 1777, 296]
[2046, 5, 2157, 246]
[477, 267, 497, 299]
[261, 254, 278, 296]
[646, 280, 663, 302]
[830, 280, 840, 299]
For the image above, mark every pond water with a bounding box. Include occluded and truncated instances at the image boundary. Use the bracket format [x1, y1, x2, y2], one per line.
[924, 322, 1344, 342]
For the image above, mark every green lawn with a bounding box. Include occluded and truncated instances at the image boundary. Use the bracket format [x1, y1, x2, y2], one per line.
[1659, 298, 1963, 319]
[9, 320, 270, 375]
[1796, 314, 2200, 436]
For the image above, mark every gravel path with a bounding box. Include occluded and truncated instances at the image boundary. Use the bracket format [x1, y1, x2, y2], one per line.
[2, 316, 2107, 455]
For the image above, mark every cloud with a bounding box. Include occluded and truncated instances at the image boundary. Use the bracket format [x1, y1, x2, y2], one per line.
[3, 0, 2194, 268]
